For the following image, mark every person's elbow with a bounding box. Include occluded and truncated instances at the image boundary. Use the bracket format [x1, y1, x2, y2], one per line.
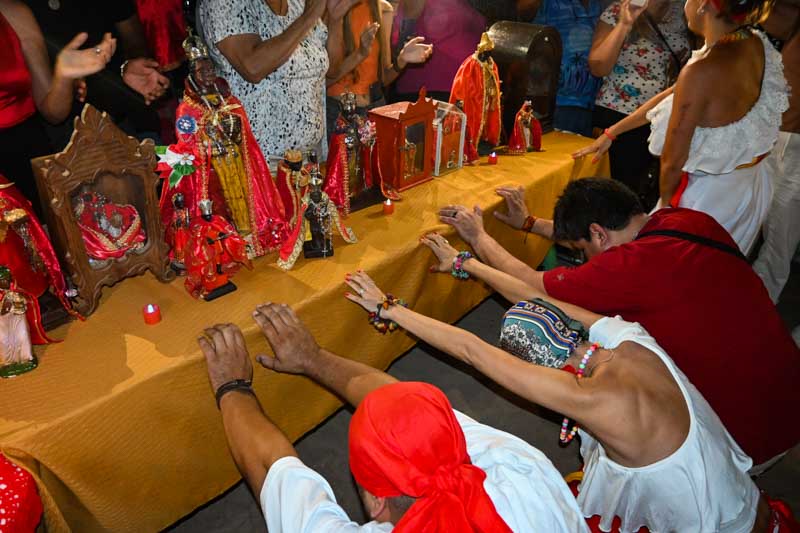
[235, 59, 265, 84]
[588, 56, 613, 78]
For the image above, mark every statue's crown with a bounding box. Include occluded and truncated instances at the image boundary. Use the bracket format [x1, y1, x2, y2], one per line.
[183, 28, 210, 62]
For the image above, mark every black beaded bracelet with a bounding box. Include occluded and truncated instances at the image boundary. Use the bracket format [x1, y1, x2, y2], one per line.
[215, 379, 255, 409]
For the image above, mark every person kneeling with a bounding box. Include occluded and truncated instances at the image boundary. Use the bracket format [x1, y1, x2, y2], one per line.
[197, 305, 588, 532]
[343, 270, 797, 532]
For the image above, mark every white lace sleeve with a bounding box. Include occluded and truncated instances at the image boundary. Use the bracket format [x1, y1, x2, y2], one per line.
[199, 0, 260, 46]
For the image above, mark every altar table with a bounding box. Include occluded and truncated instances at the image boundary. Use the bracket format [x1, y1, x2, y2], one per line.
[0, 132, 607, 532]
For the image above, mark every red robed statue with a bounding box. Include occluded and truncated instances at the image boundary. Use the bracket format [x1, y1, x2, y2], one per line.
[450, 32, 502, 150]
[184, 199, 251, 300]
[507, 100, 543, 154]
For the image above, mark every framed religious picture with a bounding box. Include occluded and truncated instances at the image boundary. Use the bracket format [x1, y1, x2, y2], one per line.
[32, 105, 174, 316]
[488, 21, 562, 134]
[432, 100, 467, 176]
[368, 89, 436, 192]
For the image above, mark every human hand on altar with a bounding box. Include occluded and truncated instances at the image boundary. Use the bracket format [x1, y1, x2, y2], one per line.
[571, 134, 612, 164]
[122, 58, 170, 105]
[494, 186, 530, 230]
[420, 233, 459, 273]
[252, 303, 321, 374]
[198, 324, 253, 394]
[398, 36, 433, 68]
[344, 270, 387, 315]
[438, 205, 485, 245]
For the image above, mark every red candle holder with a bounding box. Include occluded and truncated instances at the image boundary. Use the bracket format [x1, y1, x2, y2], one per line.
[143, 303, 162, 325]
[383, 199, 395, 215]
[488, 152, 498, 165]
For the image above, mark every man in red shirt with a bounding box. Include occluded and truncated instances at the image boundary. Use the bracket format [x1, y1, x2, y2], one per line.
[434, 178, 800, 470]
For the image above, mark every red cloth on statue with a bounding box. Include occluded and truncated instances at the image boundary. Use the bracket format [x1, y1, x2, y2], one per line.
[0, 12, 35, 129]
[275, 162, 308, 229]
[159, 80, 287, 257]
[0, 177, 75, 344]
[134, 0, 186, 69]
[348, 382, 512, 533]
[0, 453, 43, 533]
[543, 208, 800, 465]
[449, 55, 501, 148]
[184, 214, 250, 298]
[507, 108, 542, 154]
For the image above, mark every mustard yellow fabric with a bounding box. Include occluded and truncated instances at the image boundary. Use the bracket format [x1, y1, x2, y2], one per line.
[0, 133, 608, 532]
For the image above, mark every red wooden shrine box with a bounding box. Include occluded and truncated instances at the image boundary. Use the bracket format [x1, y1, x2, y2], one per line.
[368, 89, 436, 192]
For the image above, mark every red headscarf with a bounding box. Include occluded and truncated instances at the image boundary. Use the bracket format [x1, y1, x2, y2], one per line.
[348, 382, 512, 533]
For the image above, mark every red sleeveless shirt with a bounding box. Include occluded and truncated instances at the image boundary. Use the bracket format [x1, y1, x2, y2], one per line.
[0, 11, 36, 129]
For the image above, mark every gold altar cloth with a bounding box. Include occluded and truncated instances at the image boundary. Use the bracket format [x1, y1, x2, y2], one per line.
[0, 133, 607, 532]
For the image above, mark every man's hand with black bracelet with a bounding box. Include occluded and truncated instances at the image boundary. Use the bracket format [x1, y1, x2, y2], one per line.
[198, 324, 254, 399]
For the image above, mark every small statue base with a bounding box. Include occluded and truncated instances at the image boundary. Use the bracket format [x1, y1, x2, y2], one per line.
[202, 281, 237, 301]
[0, 356, 38, 379]
[303, 239, 334, 259]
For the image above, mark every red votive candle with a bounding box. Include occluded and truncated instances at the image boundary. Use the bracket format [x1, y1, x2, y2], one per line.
[488, 152, 498, 165]
[383, 198, 395, 215]
[143, 303, 162, 325]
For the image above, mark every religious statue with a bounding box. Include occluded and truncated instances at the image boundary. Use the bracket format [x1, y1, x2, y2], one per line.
[325, 92, 396, 215]
[278, 171, 357, 270]
[0, 178, 77, 365]
[166, 193, 191, 272]
[73, 190, 147, 265]
[0, 267, 36, 378]
[184, 199, 251, 301]
[275, 149, 311, 230]
[507, 100, 543, 154]
[449, 33, 502, 150]
[158, 29, 287, 259]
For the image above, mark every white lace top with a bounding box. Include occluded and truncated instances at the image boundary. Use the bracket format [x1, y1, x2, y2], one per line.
[577, 317, 759, 533]
[647, 29, 789, 174]
[199, 0, 329, 161]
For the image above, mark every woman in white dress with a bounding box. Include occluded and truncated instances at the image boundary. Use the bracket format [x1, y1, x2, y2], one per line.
[574, 0, 788, 254]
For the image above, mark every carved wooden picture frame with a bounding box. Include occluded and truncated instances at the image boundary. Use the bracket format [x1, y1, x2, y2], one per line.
[32, 105, 174, 316]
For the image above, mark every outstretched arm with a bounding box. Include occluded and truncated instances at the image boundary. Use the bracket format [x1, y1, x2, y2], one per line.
[344, 271, 605, 421]
[438, 205, 546, 292]
[252, 304, 397, 407]
[198, 324, 298, 496]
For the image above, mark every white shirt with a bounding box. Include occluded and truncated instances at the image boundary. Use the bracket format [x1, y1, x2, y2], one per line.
[261, 410, 589, 533]
[198, 0, 329, 161]
[577, 317, 760, 533]
[646, 29, 789, 254]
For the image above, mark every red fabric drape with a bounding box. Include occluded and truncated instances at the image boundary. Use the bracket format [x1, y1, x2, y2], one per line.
[349, 382, 512, 533]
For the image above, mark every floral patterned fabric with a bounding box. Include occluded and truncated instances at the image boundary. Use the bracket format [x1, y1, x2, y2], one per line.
[595, 0, 689, 115]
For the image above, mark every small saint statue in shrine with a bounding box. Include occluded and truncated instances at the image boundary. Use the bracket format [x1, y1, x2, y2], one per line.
[0, 267, 36, 378]
[159, 29, 287, 259]
[449, 33, 502, 151]
[184, 199, 251, 301]
[278, 171, 357, 270]
[508, 100, 543, 154]
[73, 190, 147, 265]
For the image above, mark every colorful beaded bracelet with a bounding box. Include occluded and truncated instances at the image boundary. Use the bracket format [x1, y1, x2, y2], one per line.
[559, 342, 601, 444]
[369, 294, 407, 334]
[451, 251, 473, 280]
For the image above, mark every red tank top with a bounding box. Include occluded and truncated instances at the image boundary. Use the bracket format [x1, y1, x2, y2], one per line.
[0, 11, 36, 129]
